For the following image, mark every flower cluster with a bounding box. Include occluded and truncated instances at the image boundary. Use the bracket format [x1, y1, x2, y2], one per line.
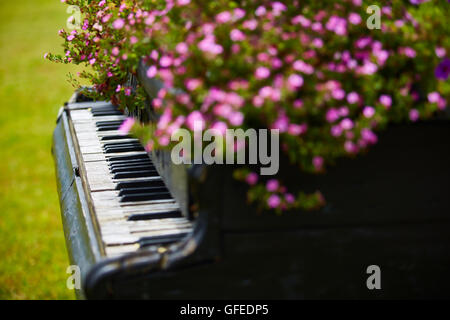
[233, 169, 325, 213]
[48, 0, 450, 212]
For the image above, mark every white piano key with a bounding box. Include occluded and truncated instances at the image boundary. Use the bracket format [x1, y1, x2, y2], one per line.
[101, 218, 192, 232]
[83, 153, 107, 162]
[102, 228, 189, 246]
[70, 109, 93, 120]
[80, 146, 104, 154]
[73, 123, 97, 131]
[105, 244, 140, 256]
[86, 174, 114, 191]
[77, 139, 102, 147]
[95, 202, 180, 217]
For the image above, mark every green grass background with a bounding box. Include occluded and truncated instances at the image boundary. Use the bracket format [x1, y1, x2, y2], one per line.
[0, 0, 84, 299]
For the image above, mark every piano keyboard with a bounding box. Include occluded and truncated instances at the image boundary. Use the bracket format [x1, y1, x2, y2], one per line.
[69, 103, 193, 257]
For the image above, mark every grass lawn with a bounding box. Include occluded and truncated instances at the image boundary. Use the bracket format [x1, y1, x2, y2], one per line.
[0, 0, 86, 299]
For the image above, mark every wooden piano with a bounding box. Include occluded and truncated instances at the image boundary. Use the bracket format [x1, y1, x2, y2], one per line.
[52, 65, 450, 299]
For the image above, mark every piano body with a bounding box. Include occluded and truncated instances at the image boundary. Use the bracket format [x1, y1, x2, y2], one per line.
[52, 68, 450, 299]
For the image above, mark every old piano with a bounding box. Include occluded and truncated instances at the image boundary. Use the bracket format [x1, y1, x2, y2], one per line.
[52, 63, 450, 299]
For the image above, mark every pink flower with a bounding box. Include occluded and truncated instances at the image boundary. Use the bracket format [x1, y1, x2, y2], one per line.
[437, 97, 447, 110]
[266, 179, 279, 192]
[288, 124, 307, 135]
[435, 47, 446, 58]
[211, 121, 228, 135]
[255, 67, 270, 79]
[186, 111, 205, 130]
[111, 47, 120, 56]
[113, 18, 125, 29]
[285, 193, 295, 204]
[326, 108, 340, 123]
[293, 60, 314, 74]
[312, 156, 324, 171]
[159, 56, 173, 67]
[379, 95, 392, 108]
[363, 106, 375, 118]
[145, 141, 154, 152]
[230, 29, 245, 41]
[245, 172, 258, 185]
[267, 195, 281, 208]
[130, 36, 138, 44]
[403, 47, 416, 58]
[332, 88, 345, 100]
[159, 135, 170, 146]
[348, 13, 362, 24]
[146, 65, 157, 78]
[216, 11, 232, 23]
[331, 125, 343, 137]
[347, 92, 359, 104]
[287, 74, 304, 89]
[176, 42, 189, 55]
[118, 118, 135, 135]
[340, 118, 354, 130]
[428, 92, 441, 103]
[185, 78, 202, 91]
[255, 6, 266, 17]
[234, 8, 246, 20]
[293, 100, 303, 109]
[272, 115, 289, 132]
[344, 141, 358, 154]
[272, 2, 287, 16]
[228, 111, 244, 126]
[361, 128, 378, 144]
[243, 19, 258, 30]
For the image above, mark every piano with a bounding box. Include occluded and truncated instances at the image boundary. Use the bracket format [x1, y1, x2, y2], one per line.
[52, 65, 450, 299]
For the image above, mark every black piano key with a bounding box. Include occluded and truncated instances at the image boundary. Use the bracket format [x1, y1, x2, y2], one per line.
[120, 192, 172, 203]
[91, 106, 121, 113]
[139, 233, 189, 247]
[128, 210, 182, 221]
[104, 146, 145, 153]
[119, 186, 168, 196]
[113, 170, 158, 179]
[111, 166, 155, 174]
[97, 125, 121, 131]
[101, 135, 132, 141]
[103, 143, 144, 150]
[109, 159, 153, 166]
[115, 179, 164, 190]
[103, 141, 142, 148]
[109, 158, 153, 166]
[96, 120, 124, 126]
[92, 105, 117, 111]
[91, 108, 118, 114]
[107, 154, 149, 162]
[110, 164, 154, 172]
[92, 111, 123, 117]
